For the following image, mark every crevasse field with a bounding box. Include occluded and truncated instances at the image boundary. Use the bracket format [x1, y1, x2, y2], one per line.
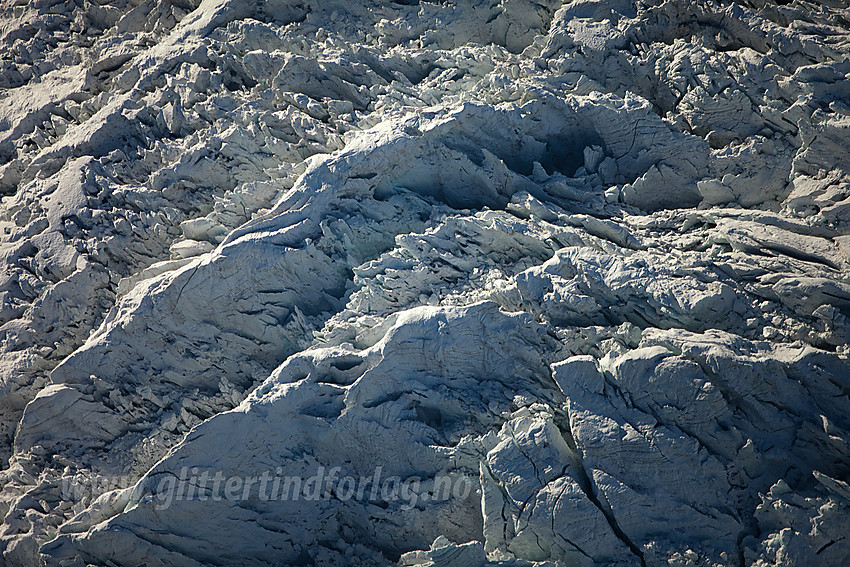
[1, 0, 850, 565]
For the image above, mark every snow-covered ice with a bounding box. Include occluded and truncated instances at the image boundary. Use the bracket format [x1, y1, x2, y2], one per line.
[1, 0, 850, 565]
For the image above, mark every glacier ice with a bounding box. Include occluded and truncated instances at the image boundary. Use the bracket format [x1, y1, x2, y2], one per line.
[0, 0, 849, 565]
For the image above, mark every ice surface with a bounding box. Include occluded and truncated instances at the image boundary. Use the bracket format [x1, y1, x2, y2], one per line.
[1, 0, 849, 565]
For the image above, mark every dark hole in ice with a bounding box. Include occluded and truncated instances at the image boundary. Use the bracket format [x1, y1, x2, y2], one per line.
[539, 134, 597, 177]
[302, 394, 345, 419]
[329, 358, 363, 372]
[415, 404, 443, 429]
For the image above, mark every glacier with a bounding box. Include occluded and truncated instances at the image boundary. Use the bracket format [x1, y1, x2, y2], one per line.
[1, 0, 850, 565]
